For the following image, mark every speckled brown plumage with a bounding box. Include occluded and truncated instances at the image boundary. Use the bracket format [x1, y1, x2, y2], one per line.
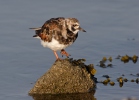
[33, 17, 79, 45]
[30, 17, 86, 60]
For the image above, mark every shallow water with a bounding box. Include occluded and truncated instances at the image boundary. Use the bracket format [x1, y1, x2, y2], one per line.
[0, 0, 139, 100]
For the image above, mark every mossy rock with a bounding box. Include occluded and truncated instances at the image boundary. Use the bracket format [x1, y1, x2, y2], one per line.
[29, 58, 96, 94]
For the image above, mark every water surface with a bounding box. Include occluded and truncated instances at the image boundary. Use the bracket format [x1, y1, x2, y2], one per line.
[0, 0, 139, 100]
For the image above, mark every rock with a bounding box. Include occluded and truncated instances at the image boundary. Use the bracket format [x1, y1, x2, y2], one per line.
[29, 58, 96, 94]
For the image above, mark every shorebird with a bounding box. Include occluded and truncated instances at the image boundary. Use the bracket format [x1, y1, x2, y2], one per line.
[30, 17, 86, 60]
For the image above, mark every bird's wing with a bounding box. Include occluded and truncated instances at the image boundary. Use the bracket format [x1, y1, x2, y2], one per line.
[41, 17, 68, 39]
[30, 17, 68, 42]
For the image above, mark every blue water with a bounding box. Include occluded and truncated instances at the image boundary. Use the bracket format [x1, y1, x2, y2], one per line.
[0, 0, 139, 100]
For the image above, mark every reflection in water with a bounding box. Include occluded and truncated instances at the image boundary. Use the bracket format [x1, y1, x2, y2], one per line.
[29, 90, 96, 100]
[119, 83, 123, 87]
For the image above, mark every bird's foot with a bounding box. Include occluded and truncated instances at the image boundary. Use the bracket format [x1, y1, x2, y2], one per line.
[55, 58, 62, 62]
[60, 49, 71, 58]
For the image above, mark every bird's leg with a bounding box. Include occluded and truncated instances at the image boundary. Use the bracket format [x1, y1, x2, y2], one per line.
[60, 49, 70, 58]
[53, 51, 60, 60]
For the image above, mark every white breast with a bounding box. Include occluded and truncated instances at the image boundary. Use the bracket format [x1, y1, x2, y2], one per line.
[40, 38, 72, 51]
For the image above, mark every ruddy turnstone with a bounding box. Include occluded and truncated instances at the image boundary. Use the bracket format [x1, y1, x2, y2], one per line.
[30, 17, 86, 60]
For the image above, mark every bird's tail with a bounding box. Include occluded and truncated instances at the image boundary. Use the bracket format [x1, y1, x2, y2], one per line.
[29, 27, 42, 38]
[29, 27, 41, 30]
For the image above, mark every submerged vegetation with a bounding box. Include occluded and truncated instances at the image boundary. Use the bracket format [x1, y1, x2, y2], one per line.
[120, 55, 138, 63]
[95, 55, 139, 87]
[97, 55, 138, 68]
[98, 77, 139, 87]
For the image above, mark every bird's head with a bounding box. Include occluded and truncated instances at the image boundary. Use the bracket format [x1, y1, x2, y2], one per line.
[66, 18, 86, 34]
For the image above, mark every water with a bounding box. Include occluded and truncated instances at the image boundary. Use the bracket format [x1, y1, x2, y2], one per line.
[0, 0, 139, 100]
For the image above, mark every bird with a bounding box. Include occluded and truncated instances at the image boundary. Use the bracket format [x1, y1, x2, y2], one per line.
[30, 17, 86, 60]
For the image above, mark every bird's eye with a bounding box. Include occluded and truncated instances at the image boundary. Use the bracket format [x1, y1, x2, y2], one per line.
[73, 24, 78, 27]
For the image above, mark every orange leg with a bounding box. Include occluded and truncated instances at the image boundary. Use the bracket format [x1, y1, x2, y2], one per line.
[60, 49, 70, 58]
[53, 51, 60, 60]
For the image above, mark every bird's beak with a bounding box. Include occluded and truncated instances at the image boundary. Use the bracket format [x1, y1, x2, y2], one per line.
[79, 27, 86, 32]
